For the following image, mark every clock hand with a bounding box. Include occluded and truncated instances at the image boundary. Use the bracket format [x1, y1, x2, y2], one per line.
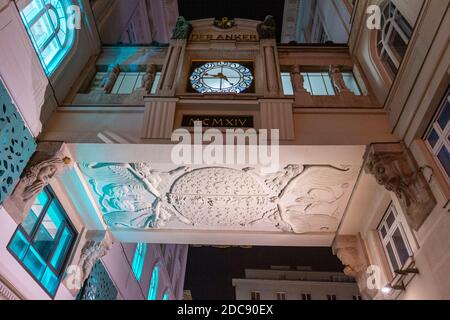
[218, 73, 234, 85]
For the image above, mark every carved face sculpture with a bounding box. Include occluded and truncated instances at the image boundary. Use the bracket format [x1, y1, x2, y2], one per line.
[36, 164, 59, 182]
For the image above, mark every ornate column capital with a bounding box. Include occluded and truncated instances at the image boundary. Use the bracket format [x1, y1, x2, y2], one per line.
[364, 143, 437, 231]
[2, 142, 72, 224]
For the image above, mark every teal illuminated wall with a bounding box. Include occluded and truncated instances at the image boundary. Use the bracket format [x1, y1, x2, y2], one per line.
[0, 81, 36, 204]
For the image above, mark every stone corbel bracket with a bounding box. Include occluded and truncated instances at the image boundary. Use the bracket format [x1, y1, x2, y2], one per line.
[364, 143, 437, 231]
[332, 235, 377, 300]
[65, 230, 113, 294]
[2, 142, 73, 225]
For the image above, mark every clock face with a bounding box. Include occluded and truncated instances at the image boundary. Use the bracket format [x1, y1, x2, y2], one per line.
[190, 61, 254, 93]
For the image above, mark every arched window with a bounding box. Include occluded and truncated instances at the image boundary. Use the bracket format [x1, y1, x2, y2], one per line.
[20, 0, 76, 75]
[376, 1, 413, 77]
[147, 265, 160, 300]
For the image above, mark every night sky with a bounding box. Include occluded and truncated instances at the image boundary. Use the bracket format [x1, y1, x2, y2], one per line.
[177, 0, 285, 42]
[184, 246, 344, 300]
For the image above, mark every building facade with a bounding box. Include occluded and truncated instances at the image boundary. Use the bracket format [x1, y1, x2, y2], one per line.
[0, 0, 449, 300]
[233, 267, 361, 300]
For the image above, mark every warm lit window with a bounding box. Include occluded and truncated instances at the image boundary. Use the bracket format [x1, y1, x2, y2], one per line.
[20, 0, 76, 75]
[250, 291, 260, 300]
[7, 188, 77, 297]
[111, 72, 146, 94]
[378, 203, 413, 273]
[425, 89, 450, 180]
[148, 265, 160, 300]
[280, 72, 294, 96]
[376, 1, 413, 77]
[131, 243, 147, 281]
[302, 72, 335, 96]
[276, 292, 286, 300]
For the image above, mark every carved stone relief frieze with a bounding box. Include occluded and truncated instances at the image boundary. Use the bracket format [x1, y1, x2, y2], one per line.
[81, 163, 358, 235]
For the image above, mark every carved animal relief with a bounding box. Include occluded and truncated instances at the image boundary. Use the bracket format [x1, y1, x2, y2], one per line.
[81, 163, 358, 234]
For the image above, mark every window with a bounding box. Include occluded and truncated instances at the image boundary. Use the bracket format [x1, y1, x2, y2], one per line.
[302, 72, 335, 96]
[425, 89, 450, 180]
[250, 291, 260, 300]
[131, 243, 147, 281]
[378, 203, 413, 274]
[147, 265, 160, 300]
[353, 295, 363, 300]
[111, 72, 146, 94]
[326, 294, 337, 300]
[281, 72, 294, 95]
[276, 292, 286, 300]
[20, 0, 76, 75]
[341, 71, 362, 96]
[301, 293, 312, 300]
[376, 1, 413, 77]
[7, 188, 77, 297]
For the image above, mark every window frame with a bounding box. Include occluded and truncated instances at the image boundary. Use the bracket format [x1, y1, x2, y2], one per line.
[424, 88, 450, 183]
[377, 203, 413, 275]
[301, 71, 336, 96]
[376, 1, 413, 77]
[250, 291, 261, 300]
[7, 187, 77, 298]
[301, 293, 312, 300]
[131, 243, 147, 281]
[326, 294, 337, 300]
[276, 292, 286, 300]
[147, 264, 160, 300]
[19, 0, 76, 75]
